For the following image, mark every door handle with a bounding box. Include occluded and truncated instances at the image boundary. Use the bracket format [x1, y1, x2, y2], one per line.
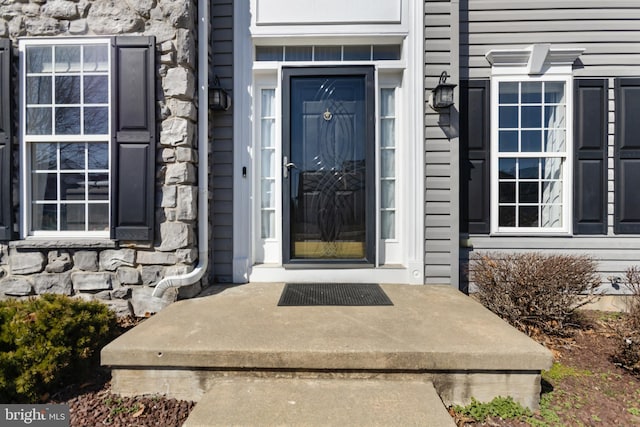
[283, 156, 297, 178]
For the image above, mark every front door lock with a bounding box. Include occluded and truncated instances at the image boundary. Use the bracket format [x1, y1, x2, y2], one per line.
[283, 156, 297, 178]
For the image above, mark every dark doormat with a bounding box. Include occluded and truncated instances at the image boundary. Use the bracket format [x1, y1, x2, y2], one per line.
[278, 283, 393, 306]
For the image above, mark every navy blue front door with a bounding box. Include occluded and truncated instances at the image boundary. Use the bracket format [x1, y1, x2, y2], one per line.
[283, 67, 375, 265]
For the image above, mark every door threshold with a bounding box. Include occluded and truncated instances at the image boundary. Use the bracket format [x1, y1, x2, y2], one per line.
[283, 263, 375, 270]
[249, 264, 420, 284]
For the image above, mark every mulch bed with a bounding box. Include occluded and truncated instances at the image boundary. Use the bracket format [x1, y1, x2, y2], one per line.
[453, 311, 640, 426]
[46, 316, 196, 427]
[54, 375, 194, 427]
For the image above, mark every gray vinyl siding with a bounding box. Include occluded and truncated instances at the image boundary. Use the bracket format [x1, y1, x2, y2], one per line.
[460, 0, 640, 292]
[461, 0, 640, 79]
[425, 0, 458, 285]
[463, 236, 640, 293]
[210, 0, 234, 283]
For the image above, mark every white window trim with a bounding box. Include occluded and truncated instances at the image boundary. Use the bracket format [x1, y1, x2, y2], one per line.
[251, 65, 406, 267]
[489, 73, 574, 235]
[253, 76, 281, 264]
[235, 0, 424, 283]
[378, 73, 403, 265]
[486, 44, 584, 76]
[19, 38, 112, 239]
[486, 45, 583, 235]
[249, 0, 409, 37]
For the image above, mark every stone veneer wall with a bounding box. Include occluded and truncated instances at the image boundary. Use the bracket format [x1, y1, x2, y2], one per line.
[0, 0, 203, 317]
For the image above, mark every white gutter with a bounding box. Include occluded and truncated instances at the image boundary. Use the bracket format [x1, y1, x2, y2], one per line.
[153, 0, 209, 297]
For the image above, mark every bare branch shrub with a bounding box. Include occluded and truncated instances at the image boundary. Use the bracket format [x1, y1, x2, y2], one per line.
[470, 252, 600, 336]
[612, 267, 640, 373]
[624, 267, 640, 329]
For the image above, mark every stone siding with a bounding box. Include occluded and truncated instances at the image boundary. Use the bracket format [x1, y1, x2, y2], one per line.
[0, 0, 202, 317]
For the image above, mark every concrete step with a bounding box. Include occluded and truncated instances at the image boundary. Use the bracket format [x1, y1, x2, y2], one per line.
[102, 283, 553, 410]
[183, 378, 455, 427]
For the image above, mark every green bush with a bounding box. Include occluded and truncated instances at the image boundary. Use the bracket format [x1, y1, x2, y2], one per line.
[0, 295, 117, 403]
[470, 252, 600, 336]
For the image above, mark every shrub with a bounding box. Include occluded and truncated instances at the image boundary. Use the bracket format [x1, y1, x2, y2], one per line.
[0, 295, 118, 403]
[470, 252, 600, 336]
[612, 267, 640, 373]
[623, 267, 640, 329]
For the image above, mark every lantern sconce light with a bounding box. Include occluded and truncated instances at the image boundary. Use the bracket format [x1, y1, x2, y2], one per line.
[430, 71, 456, 110]
[209, 75, 232, 111]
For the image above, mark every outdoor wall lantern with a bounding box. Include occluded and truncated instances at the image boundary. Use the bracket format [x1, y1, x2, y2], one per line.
[430, 71, 456, 110]
[209, 75, 232, 111]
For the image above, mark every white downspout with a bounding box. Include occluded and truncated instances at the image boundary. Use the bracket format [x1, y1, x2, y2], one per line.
[153, 0, 209, 297]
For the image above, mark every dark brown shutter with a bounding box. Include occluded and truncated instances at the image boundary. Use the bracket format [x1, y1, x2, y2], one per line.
[615, 78, 640, 234]
[460, 80, 490, 234]
[112, 36, 156, 241]
[573, 79, 607, 234]
[0, 39, 11, 240]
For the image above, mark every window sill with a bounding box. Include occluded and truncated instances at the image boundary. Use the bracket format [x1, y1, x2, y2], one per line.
[489, 232, 572, 237]
[9, 238, 118, 250]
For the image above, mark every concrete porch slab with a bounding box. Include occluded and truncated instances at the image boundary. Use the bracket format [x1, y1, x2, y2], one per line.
[101, 283, 553, 409]
[183, 378, 455, 427]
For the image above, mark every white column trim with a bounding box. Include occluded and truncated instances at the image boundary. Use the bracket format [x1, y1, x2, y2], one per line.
[405, 0, 425, 283]
[449, 0, 461, 287]
[233, 0, 254, 283]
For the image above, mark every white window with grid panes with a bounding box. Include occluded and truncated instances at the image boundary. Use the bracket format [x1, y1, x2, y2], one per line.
[491, 75, 572, 233]
[20, 38, 111, 238]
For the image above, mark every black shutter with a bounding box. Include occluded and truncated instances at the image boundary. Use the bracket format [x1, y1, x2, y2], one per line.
[0, 39, 11, 241]
[615, 78, 640, 234]
[112, 36, 156, 241]
[573, 79, 607, 234]
[460, 80, 490, 234]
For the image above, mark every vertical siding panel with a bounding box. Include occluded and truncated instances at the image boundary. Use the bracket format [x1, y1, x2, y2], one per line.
[425, 0, 455, 285]
[0, 39, 11, 241]
[614, 78, 640, 234]
[112, 37, 156, 242]
[574, 79, 608, 235]
[211, 0, 234, 282]
[460, 80, 490, 234]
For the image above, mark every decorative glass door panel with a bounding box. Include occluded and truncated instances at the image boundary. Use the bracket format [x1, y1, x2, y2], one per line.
[283, 67, 374, 264]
